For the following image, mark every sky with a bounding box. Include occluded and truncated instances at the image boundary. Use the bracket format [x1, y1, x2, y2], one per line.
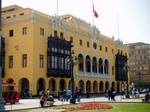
[2, 0, 150, 44]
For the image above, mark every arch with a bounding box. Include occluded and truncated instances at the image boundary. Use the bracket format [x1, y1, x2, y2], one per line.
[93, 81, 98, 93]
[85, 55, 91, 72]
[104, 59, 109, 74]
[117, 82, 120, 92]
[98, 58, 103, 73]
[78, 54, 84, 72]
[99, 81, 104, 92]
[6, 78, 14, 92]
[78, 80, 85, 93]
[19, 78, 29, 97]
[49, 79, 56, 92]
[92, 57, 97, 73]
[37, 78, 45, 94]
[112, 82, 115, 91]
[59, 79, 66, 91]
[86, 80, 91, 93]
[105, 81, 109, 91]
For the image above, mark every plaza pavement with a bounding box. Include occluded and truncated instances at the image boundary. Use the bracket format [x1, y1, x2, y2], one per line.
[3, 94, 145, 111]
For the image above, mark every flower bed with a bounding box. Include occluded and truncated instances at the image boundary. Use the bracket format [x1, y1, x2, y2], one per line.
[62, 102, 113, 111]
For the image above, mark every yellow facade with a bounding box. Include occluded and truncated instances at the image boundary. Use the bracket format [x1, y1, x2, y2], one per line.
[2, 5, 128, 96]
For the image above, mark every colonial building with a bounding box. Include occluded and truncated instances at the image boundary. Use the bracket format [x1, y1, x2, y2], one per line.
[1, 5, 128, 96]
[128, 42, 150, 88]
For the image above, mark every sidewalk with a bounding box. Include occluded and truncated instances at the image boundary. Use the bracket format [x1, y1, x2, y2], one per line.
[3, 94, 145, 111]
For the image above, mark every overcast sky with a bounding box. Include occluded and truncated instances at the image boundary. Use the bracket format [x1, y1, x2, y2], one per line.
[2, 0, 150, 44]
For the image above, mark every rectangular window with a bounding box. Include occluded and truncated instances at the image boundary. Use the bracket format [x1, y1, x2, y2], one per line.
[112, 66, 114, 75]
[105, 47, 108, 52]
[9, 29, 13, 37]
[70, 36, 73, 43]
[51, 56, 54, 69]
[100, 45, 102, 51]
[22, 54, 27, 68]
[9, 56, 13, 68]
[47, 55, 50, 69]
[112, 49, 114, 54]
[40, 28, 44, 36]
[22, 27, 27, 35]
[87, 41, 90, 47]
[39, 55, 44, 68]
[54, 30, 57, 37]
[60, 32, 64, 39]
[54, 56, 57, 69]
[79, 39, 82, 46]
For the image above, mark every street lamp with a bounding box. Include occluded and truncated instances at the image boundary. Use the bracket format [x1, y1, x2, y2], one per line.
[123, 63, 130, 98]
[68, 49, 77, 104]
[0, 0, 5, 110]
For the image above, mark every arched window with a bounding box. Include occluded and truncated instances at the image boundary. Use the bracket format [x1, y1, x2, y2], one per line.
[49, 79, 56, 92]
[104, 59, 109, 74]
[105, 81, 109, 91]
[86, 80, 91, 93]
[92, 57, 97, 73]
[99, 58, 103, 73]
[78, 80, 85, 93]
[93, 81, 98, 93]
[85, 56, 91, 72]
[78, 54, 84, 72]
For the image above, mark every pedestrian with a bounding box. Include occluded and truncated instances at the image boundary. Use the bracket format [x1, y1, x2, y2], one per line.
[40, 94, 46, 107]
[57, 90, 60, 101]
[86, 91, 90, 98]
[46, 89, 50, 96]
[63, 89, 67, 101]
[77, 89, 81, 102]
[108, 88, 112, 101]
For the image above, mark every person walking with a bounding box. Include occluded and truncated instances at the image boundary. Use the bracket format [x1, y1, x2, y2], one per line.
[40, 94, 46, 107]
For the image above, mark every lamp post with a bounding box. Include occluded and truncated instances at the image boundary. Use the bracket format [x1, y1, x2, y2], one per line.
[0, 0, 5, 110]
[123, 64, 130, 98]
[69, 50, 77, 104]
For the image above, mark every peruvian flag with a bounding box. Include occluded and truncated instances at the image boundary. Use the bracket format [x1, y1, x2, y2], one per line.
[93, 5, 98, 18]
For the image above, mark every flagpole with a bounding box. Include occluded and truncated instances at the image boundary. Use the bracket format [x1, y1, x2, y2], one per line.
[117, 11, 120, 40]
[56, 0, 58, 16]
[56, 0, 58, 29]
[92, 0, 94, 26]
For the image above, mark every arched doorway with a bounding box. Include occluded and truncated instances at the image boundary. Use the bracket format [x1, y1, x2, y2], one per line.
[93, 81, 98, 93]
[78, 80, 85, 93]
[20, 78, 29, 97]
[49, 79, 56, 93]
[6, 78, 14, 92]
[105, 81, 109, 91]
[99, 81, 104, 92]
[59, 79, 66, 91]
[117, 82, 120, 92]
[112, 82, 115, 91]
[37, 78, 45, 94]
[86, 80, 91, 93]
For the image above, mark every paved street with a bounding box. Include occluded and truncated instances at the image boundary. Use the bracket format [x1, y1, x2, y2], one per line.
[3, 94, 145, 111]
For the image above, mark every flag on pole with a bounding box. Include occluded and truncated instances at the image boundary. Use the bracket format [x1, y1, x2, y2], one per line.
[93, 5, 98, 18]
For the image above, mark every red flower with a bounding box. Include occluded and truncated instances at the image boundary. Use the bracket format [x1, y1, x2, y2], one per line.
[62, 102, 113, 110]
